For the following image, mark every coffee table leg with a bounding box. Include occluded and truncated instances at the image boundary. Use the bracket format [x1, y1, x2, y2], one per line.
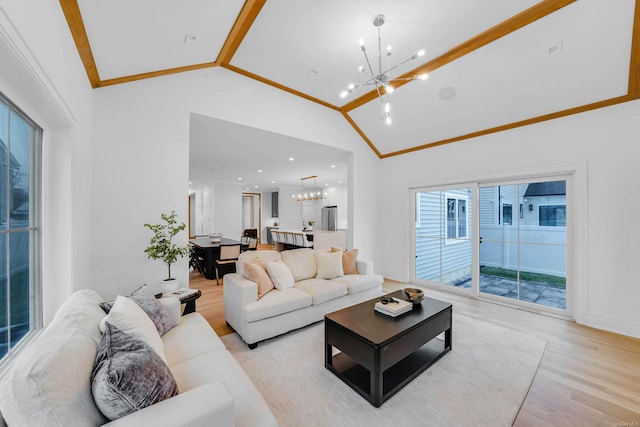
[445, 324, 452, 350]
[371, 349, 382, 407]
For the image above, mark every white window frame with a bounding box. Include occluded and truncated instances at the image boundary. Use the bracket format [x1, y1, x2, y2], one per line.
[444, 192, 468, 244]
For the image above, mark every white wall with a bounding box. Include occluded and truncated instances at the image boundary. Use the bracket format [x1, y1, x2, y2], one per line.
[215, 182, 242, 239]
[374, 99, 640, 339]
[0, 2, 94, 322]
[90, 67, 378, 298]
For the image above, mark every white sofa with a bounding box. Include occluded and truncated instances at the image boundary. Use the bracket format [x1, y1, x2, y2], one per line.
[224, 249, 383, 348]
[0, 289, 277, 427]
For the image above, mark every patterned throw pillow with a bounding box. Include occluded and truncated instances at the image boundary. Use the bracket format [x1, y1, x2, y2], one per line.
[91, 323, 179, 421]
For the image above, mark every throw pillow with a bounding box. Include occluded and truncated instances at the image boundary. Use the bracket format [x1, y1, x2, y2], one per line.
[92, 323, 179, 421]
[244, 260, 275, 299]
[266, 260, 295, 290]
[316, 251, 344, 279]
[129, 285, 174, 336]
[99, 295, 167, 362]
[99, 286, 174, 336]
[332, 247, 359, 275]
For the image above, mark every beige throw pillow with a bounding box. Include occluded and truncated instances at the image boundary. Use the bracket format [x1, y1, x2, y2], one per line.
[244, 260, 275, 299]
[266, 260, 295, 290]
[332, 247, 359, 275]
[316, 251, 344, 279]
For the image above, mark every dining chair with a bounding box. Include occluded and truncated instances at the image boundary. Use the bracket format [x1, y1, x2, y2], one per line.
[215, 244, 241, 285]
[247, 237, 258, 251]
[189, 245, 205, 276]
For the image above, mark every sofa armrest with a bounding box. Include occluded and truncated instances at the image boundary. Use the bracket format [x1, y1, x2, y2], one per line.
[356, 259, 374, 275]
[158, 296, 181, 326]
[223, 273, 258, 328]
[103, 382, 234, 427]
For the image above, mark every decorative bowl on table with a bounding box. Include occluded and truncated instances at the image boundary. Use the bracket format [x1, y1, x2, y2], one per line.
[210, 233, 223, 243]
[403, 287, 424, 305]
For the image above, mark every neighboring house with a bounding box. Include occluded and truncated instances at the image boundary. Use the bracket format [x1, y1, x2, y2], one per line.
[416, 182, 567, 284]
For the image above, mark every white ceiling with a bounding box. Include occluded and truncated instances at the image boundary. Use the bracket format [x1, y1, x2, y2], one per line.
[189, 114, 349, 193]
[66, 0, 637, 187]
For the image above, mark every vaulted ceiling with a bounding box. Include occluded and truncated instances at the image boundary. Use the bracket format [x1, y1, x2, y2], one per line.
[60, 0, 640, 159]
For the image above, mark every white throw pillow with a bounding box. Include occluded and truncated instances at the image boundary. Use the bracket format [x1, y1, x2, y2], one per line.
[315, 251, 344, 279]
[99, 295, 167, 362]
[266, 260, 296, 290]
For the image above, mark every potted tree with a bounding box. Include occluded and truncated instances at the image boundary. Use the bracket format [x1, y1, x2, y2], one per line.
[144, 211, 191, 292]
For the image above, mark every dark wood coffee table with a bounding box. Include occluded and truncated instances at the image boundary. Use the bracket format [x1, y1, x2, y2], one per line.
[324, 290, 452, 407]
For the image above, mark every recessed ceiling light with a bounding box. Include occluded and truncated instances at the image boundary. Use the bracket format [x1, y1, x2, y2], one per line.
[258, 169, 263, 173]
[331, 165, 336, 168]
[184, 34, 197, 44]
[289, 157, 295, 162]
[238, 177, 243, 181]
[272, 181, 276, 184]
[254, 185, 258, 189]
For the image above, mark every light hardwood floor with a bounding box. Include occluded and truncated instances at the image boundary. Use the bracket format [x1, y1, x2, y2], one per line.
[189, 270, 640, 426]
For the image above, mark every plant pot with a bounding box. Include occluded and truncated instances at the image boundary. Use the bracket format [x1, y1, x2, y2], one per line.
[161, 278, 179, 293]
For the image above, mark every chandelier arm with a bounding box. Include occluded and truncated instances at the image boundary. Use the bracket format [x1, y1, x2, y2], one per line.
[377, 25, 383, 76]
[361, 45, 377, 82]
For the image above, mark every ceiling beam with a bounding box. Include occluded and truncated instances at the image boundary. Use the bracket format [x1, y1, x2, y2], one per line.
[341, 112, 382, 158]
[629, 0, 640, 97]
[341, 0, 578, 112]
[222, 64, 341, 111]
[59, 0, 100, 88]
[216, 0, 266, 65]
[379, 94, 633, 159]
[97, 63, 218, 88]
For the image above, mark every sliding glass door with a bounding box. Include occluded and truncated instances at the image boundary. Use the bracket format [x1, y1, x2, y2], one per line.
[479, 180, 567, 310]
[413, 176, 569, 315]
[414, 186, 473, 291]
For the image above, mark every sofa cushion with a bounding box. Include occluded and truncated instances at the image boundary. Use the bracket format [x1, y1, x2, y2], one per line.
[0, 290, 108, 427]
[280, 248, 316, 281]
[266, 260, 295, 290]
[92, 323, 179, 420]
[243, 288, 312, 323]
[162, 313, 226, 366]
[170, 350, 277, 427]
[332, 274, 384, 295]
[315, 251, 344, 279]
[100, 295, 167, 362]
[244, 260, 275, 298]
[295, 279, 348, 305]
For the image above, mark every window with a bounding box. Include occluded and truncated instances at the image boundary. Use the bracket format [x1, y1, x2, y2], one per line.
[1, 93, 42, 360]
[502, 204, 513, 225]
[446, 195, 468, 241]
[539, 205, 566, 226]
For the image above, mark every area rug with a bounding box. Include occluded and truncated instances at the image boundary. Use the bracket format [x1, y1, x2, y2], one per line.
[221, 312, 547, 427]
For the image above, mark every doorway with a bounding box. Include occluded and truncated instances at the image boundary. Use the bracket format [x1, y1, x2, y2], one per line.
[242, 192, 261, 241]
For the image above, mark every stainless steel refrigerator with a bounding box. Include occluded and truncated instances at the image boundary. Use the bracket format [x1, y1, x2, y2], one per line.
[321, 206, 338, 231]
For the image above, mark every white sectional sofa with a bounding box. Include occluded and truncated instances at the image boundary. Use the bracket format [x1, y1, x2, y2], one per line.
[224, 248, 383, 348]
[0, 289, 277, 427]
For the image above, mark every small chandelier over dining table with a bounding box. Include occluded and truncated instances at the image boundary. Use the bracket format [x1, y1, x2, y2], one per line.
[339, 14, 429, 125]
[292, 175, 327, 202]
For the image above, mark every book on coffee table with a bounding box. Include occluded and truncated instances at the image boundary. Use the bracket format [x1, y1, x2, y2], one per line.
[374, 298, 412, 317]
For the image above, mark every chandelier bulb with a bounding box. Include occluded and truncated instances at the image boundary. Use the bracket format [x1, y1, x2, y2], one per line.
[385, 115, 392, 125]
[340, 90, 348, 98]
[419, 73, 429, 80]
[358, 65, 365, 73]
[384, 102, 390, 113]
[387, 45, 392, 55]
[417, 49, 426, 57]
[348, 83, 355, 90]
[385, 85, 395, 94]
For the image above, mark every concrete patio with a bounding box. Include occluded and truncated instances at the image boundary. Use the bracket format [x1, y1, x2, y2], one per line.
[448, 274, 566, 309]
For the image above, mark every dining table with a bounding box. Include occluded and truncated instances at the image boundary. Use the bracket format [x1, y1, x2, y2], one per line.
[189, 237, 245, 280]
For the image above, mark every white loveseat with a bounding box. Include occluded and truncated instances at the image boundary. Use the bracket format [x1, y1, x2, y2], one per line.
[224, 249, 383, 348]
[0, 289, 277, 427]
